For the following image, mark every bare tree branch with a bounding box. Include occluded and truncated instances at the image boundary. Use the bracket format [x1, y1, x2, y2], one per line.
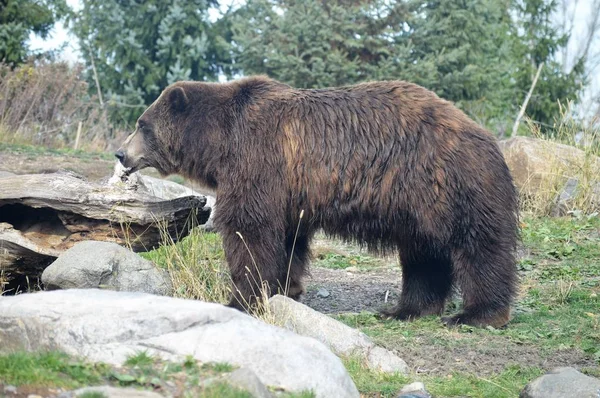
[512, 62, 544, 138]
[86, 43, 104, 108]
[561, 0, 579, 73]
[576, 0, 600, 64]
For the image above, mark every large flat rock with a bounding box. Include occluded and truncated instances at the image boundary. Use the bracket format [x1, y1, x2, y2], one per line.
[0, 289, 359, 398]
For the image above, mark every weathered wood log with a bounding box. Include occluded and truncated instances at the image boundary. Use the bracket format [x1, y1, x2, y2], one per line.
[0, 170, 210, 284]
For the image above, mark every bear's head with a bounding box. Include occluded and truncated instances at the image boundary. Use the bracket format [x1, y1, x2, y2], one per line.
[115, 84, 192, 177]
[115, 82, 225, 192]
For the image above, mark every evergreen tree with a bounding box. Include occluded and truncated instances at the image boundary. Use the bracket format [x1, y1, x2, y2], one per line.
[230, 0, 414, 88]
[511, 0, 586, 134]
[404, 0, 516, 129]
[0, 0, 70, 65]
[230, 0, 517, 130]
[73, 0, 227, 124]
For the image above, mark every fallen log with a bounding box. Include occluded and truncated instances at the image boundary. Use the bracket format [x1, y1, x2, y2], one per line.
[0, 170, 210, 285]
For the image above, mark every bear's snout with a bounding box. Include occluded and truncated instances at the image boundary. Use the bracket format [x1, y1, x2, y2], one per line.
[115, 150, 125, 162]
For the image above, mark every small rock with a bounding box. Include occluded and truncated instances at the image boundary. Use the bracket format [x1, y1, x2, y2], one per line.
[397, 381, 432, 398]
[316, 288, 330, 298]
[71, 386, 163, 397]
[225, 368, 274, 398]
[367, 346, 409, 374]
[27, 395, 43, 398]
[520, 367, 600, 398]
[3, 385, 17, 395]
[41, 241, 172, 295]
[345, 266, 359, 273]
[269, 295, 408, 374]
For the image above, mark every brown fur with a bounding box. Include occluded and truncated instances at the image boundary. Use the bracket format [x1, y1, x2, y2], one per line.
[116, 76, 519, 328]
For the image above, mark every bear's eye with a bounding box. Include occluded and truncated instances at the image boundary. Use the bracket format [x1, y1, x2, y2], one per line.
[138, 121, 149, 134]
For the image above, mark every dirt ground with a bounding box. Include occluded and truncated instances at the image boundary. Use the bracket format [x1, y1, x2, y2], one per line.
[303, 264, 595, 376]
[301, 237, 597, 376]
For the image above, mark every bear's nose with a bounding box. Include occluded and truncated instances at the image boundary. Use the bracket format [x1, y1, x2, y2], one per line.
[115, 150, 125, 162]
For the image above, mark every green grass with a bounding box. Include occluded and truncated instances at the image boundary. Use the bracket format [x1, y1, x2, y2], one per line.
[78, 392, 107, 398]
[344, 356, 543, 398]
[313, 252, 383, 270]
[140, 228, 231, 303]
[0, 351, 109, 389]
[0, 351, 269, 397]
[331, 215, 600, 397]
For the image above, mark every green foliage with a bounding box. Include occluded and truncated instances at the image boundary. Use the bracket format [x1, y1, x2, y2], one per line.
[229, 0, 587, 133]
[0, 0, 70, 65]
[230, 0, 412, 88]
[230, 0, 517, 128]
[403, 0, 517, 128]
[0, 350, 250, 397]
[0, 351, 108, 388]
[511, 0, 586, 134]
[78, 393, 106, 398]
[123, 351, 156, 368]
[72, 0, 228, 125]
[314, 252, 380, 270]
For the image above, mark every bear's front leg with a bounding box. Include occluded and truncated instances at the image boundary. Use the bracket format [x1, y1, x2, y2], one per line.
[220, 225, 289, 312]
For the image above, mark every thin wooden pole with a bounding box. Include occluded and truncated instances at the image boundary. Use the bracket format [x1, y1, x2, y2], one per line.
[74, 121, 83, 150]
[512, 62, 544, 137]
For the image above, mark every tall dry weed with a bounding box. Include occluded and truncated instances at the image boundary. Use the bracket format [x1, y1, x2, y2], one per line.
[0, 61, 124, 151]
[518, 109, 600, 216]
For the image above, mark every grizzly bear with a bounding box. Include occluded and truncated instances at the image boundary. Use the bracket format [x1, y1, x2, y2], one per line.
[115, 76, 518, 328]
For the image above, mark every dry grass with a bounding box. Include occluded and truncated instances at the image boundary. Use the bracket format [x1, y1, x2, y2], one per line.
[0, 61, 126, 152]
[0, 268, 8, 296]
[142, 217, 231, 305]
[140, 210, 306, 326]
[517, 114, 600, 217]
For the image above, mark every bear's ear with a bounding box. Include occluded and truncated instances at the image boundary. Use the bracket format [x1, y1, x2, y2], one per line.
[168, 86, 188, 113]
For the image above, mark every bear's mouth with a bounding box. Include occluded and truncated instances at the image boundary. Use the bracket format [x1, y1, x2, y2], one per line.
[119, 157, 149, 179]
[122, 165, 138, 177]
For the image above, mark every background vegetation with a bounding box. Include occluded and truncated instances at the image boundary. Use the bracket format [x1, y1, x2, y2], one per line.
[1, 0, 599, 146]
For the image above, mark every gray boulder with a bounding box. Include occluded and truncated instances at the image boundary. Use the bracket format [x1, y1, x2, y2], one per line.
[499, 136, 600, 215]
[0, 289, 359, 398]
[520, 367, 600, 398]
[41, 241, 172, 295]
[269, 295, 408, 374]
[0, 170, 15, 178]
[218, 368, 274, 398]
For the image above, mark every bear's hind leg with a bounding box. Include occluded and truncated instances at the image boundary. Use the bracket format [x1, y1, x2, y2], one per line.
[445, 248, 517, 328]
[382, 244, 453, 321]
